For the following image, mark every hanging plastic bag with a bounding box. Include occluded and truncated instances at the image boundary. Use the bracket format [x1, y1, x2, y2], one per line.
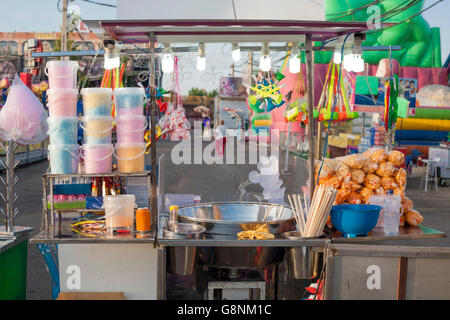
[169, 56, 190, 141]
[0, 74, 48, 144]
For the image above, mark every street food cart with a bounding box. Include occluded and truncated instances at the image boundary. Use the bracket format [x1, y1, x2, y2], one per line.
[30, 4, 449, 300]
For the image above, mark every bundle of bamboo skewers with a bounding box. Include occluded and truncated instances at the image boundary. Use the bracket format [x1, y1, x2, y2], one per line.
[288, 185, 338, 237]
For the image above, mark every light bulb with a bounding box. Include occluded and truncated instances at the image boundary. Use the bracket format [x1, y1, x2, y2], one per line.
[162, 53, 174, 73]
[104, 52, 120, 70]
[352, 54, 365, 73]
[260, 55, 271, 72]
[343, 53, 354, 72]
[197, 56, 206, 71]
[333, 51, 342, 64]
[289, 55, 300, 73]
[260, 42, 271, 71]
[232, 48, 241, 62]
[231, 43, 240, 62]
[197, 42, 206, 71]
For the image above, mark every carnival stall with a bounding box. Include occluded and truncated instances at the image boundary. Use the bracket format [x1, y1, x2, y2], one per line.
[28, 0, 450, 301]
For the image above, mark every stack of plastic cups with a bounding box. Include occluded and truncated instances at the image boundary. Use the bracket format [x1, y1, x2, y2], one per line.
[114, 88, 147, 173]
[80, 88, 114, 173]
[45, 61, 80, 174]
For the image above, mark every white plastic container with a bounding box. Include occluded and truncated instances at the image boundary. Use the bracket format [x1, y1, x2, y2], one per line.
[46, 89, 78, 117]
[80, 115, 113, 144]
[370, 193, 402, 234]
[81, 88, 113, 116]
[114, 142, 146, 173]
[45, 61, 78, 89]
[81, 144, 114, 174]
[115, 115, 147, 143]
[103, 195, 136, 233]
[48, 144, 79, 174]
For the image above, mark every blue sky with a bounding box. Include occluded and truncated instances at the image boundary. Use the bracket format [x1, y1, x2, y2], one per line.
[0, 0, 447, 65]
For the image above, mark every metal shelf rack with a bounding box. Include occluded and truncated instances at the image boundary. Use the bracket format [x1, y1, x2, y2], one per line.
[42, 171, 155, 234]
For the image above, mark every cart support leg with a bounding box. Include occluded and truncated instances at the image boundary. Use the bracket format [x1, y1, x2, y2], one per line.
[396, 256, 408, 300]
[148, 32, 159, 240]
[305, 35, 316, 200]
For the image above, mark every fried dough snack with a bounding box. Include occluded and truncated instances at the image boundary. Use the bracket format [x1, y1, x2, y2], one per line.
[395, 168, 407, 189]
[336, 163, 351, 182]
[399, 214, 405, 227]
[351, 169, 365, 184]
[342, 180, 362, 191]
[405, 210, 424, 227]
[370, 148, 388, 164]
[362, 160, 378, 174]
[364, 173, 381, 190]
[335, 188, 351, 204]
[237, 224, 275, 240]
[359, 187, 374, 204]
[381, 176, 398, 190]
[319, 176, 342, 189]
[401, 196, 414, 213]
[347, 192, 362, 204]
[393, 187, 405, 197]
[376, 161, 395, 177]
[343, 154, 364, 169]
[388, 150, 405, 167]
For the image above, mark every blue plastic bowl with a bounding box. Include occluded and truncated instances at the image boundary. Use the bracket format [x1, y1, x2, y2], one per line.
[330, 204, 382, 238]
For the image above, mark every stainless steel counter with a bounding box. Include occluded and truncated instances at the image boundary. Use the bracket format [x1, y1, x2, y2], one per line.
[0, 227, 33, 254]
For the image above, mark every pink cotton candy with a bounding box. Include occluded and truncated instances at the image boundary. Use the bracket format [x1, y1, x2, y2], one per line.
[0, 74, 48, 144]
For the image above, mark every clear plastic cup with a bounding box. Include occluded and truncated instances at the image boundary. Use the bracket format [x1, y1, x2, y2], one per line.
[103, 195, 136, 233]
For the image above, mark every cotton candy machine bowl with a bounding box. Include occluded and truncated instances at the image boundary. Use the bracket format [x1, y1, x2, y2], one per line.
[177, 202, 296, 269]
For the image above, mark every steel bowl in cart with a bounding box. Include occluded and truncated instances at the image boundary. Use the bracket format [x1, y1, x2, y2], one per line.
[177, 202, 296, 269]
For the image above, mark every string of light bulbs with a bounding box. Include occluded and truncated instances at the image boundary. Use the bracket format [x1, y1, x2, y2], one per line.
[157, 39, 364, 75]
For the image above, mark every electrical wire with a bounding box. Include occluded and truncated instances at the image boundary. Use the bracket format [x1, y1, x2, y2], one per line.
[364, 0, 445, 34]
[327, 0, 384, 20]
[315, 33, 351, 185]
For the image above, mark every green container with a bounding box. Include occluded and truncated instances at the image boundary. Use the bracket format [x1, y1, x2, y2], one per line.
[0, 238, 28, 300]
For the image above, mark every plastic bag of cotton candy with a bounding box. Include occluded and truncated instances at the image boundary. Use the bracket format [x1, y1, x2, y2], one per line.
[249, 155, 286, 204]
[0, 74, 48, 144]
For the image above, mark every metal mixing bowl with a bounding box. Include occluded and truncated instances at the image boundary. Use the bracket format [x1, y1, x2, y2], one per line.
[177, 202, 296, 269]
[177, 202, 295, 235]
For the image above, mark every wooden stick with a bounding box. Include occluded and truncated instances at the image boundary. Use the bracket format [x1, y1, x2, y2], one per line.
[288, 195, 301, 231]
[297, 194, 307, 233]
[312, 190, 332, 236]
[296, 195, 306, 234]
[306, 186, 323, 236]
[313, 188, 337, 237]
[290, 194, 302, 233]
[262, 204, 275, 222]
